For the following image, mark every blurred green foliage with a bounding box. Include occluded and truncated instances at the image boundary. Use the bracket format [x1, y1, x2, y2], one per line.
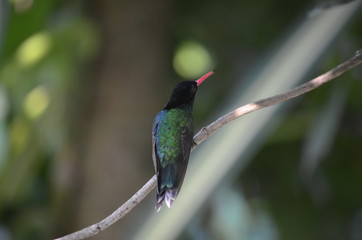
[0, 1, 98, 239]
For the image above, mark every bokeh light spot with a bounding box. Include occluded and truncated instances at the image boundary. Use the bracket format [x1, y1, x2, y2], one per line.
[16, 32, 51, 67]
[23, 85, 50, 119]
[11, 0, 34, 12]
[173, 41, 213, 79]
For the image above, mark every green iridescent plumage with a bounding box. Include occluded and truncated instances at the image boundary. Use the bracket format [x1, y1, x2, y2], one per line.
[152, 106, 194, 211]
[156, 109, 193, 165]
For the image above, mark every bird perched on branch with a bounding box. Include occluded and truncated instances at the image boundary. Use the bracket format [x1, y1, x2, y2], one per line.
[152, 71, 215, 212]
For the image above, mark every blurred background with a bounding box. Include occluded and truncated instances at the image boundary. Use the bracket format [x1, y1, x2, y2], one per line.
[0, 0, 362, 239]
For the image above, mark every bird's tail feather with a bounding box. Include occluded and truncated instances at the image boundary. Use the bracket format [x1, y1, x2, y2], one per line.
[155, 188, 178, 212]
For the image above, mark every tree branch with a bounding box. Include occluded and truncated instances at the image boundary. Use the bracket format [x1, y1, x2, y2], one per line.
[193, 49, 362, 148]
[55, 50, 362, 240]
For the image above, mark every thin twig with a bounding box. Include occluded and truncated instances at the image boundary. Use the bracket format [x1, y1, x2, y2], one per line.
[193, 49, 362, 147]
[55, 50, 362, 240]
[54, 176, 157, 240]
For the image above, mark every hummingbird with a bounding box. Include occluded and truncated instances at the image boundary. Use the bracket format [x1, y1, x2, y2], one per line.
[152, 71, 215, 212]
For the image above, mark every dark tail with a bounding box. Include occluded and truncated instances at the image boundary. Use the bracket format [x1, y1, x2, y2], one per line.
[155, 156, 189, 211]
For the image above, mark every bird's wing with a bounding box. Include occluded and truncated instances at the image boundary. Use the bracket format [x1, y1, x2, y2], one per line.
[174, 120, 194, 190]
[152, 121, 158, 172]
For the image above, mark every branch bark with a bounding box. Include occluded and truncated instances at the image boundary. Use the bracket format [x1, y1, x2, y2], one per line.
[55, 50, 362, 240]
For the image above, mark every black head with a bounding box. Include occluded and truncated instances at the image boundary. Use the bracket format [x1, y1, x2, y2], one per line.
[165, 81, 198, 110]
[164, 71, 215, 110]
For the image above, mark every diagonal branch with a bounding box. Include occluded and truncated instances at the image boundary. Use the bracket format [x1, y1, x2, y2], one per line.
[192, 49, 362, 148]
[55, 49, 362, 240]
